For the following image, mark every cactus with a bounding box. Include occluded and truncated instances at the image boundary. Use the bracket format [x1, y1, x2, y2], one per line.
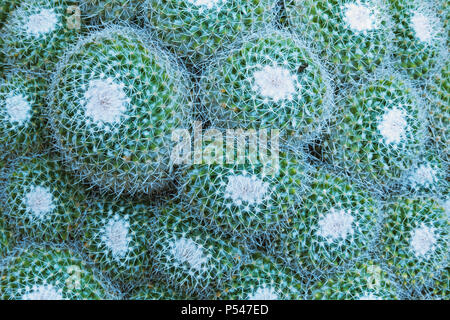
[129, 282, 191, 300]
[0, 70, 49, 156]
[2, 153, 88, 242]
[218, 251, 304, 300]
[1, 0, 83, 73]
[148, 201, 247, 297]
[80, 198, 155, 288]
[0, 243, 118, 299]
[200, 29, 334, 142]
[0, 214, 14, 258]
[308, 260, 401, 300]
[379, 196, 448, 295]
[79, 0, 144, 24]
[0, 0, 18, 28]
[271, 168, 380, 273]
[143, 0, 277, 64]
[388, 0, 447, 81]
[420, 267, 449, 300]
[284, 0, 393, 84]
[322, 75, 426, 187]
[48, 26, 192, 196]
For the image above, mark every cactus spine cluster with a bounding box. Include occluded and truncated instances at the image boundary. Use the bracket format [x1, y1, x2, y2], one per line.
[80, 0, 144, 24]
[129, 282, 190, 300]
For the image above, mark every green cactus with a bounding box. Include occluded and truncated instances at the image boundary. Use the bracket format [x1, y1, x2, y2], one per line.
[3, 153, 88, 242]
[420, 267, 449, 300]
[388, 0, 447, 81]
[0, 214, 14, 258]
[322, 75, 426, 187]
[48, 26, 192, 196]
[1, 0, 84, 73]
[80, 0, 144, 24]
[0, 70, 49, 156]
[0, 243, 119, 299]
[199, 29, 334, 142]
[284, 0, 393, 84]
[143, 0, 277, 64]
[148, 201, 247, 297]
[308, 260, 401, 300]
[272, 168, 380, 273]
[218, 251, 304, 300]
[80, 198, 155, 288]
[379, 196, 448, 294]
[129, 282, 191, 300]
[0, 0, 18, 28]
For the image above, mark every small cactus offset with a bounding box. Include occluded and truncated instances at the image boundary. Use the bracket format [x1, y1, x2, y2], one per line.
[388, 0, 447, 81]
[0, 243, 119, 299]
[79, 0, 144, 24]
[218, 251, 305, 300]
[148, 201, 247, 297]
[308, 260, 401, 300]
[199, 29, 334, 142]
[143, 0, 277, 64]
[2, 153, 88, 242]
[322, 75, 427, 188]
[0, 70, 49, 156]
[1, 0, 84, 73]
[284, 0, 394, 84]
[271, 168, 380, 273]
[379, 196, 448, 295]
[48, 26, 192, 196]
[80, 198, 156, 288]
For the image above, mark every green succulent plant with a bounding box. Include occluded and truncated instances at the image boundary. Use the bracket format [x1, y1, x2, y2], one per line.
[80, 0, 144, 24]
[129, 281, 192, 300]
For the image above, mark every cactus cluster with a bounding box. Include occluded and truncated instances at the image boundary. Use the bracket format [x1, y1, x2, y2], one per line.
[48, 26, 192, 196]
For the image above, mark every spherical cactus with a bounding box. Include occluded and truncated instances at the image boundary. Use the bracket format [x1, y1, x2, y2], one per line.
[143, 0, 277, 64]
[148, 201, 247, 297]
[379, 196, 448, 295]
[420, 267, 449, 300]
[271, 168, 380, 273]
[0, 243, 119, 299]
[129, 282, 191, 300]
[1, 0, 84, 73]
[308, 260, 401, 300]
[284, 0, 393, 84]
[2, 153, 88, 242]
[80, 198, 155, 289]
[80, 0, 144, 24]
[199, 29, 334, 142]
[180, 145, 311, 241]
[48, 26, 192, 196]
[0, 70, 49, 156]
[218, 251, 304, 300]
[322, 75, 427, 188]
[388, 0, 447, 81]
[0, 0, 18, 28]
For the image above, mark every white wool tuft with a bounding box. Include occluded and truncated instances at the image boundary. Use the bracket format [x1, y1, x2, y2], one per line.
[25, 9, 59, 36]
[253, 65, 297, 102]
[410, 11, 440, 43]
[3, 94, 32, 125]
[410, 223, 437, 257]
[343, 2, 379, 32]
[248, 286, 279, 300]
[101, 215, 131, 259]
[377, 107, 408, 145]
[23, 186, 55, 220]
[22, 284, 64, 300]
[317, 208, 355, 242]
[186, 0, 225, 9]
[409, 163, 436, 188]
[224, 174, 269, 206]
[170, 237, 208, 271]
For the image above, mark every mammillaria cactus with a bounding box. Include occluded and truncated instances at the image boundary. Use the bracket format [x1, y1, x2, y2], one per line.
[129, 282, 191, 300]
[1, 0, 83, 73]
[2, 153, 88, 242]
[80, 199, 155, 289]
[284, 0, 393, 84]
[322, 75, 427, 188]
[0, 70, 48, 156]
[0, 243, 118, 299]
[200, 29, 334, 142]
[80, 0, 144, 24]
[388, 0, 447, 81]
[48, 26, 192, 196]
[218, 252, 304, 300]
[379, 196, 448, 295]
[0, 215, 14, 258]
[143, 0, 277, 64]
[272, 168, 380, 273]
[148, 201, 247, 297]
[308, 260, 401, 300]
[0, 0, 18, 28]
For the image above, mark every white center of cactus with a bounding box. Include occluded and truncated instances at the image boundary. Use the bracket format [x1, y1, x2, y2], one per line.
[248, 286, 279, 300]
[4, 94, 32, 125]
[317, 208, 355, 242]
[101, 216, 131, 259]
[224, 174, 269, 206]
[410, 224, 437, 257]
[170, 237, 208, 271]
[253, 65, 296, 102]
[84, 79, 128, 124]
[410, 12, 439, 43]
[409, 163, 436, 188]
[359, 293, 381, 300]
[22, 284, 63, 300]
[186, 0, 224, 9]
[343, 2, 378, 32]
[24, 186, 55, 219]
[25, 9, 59, 36]
[377, 107, 408, 145]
